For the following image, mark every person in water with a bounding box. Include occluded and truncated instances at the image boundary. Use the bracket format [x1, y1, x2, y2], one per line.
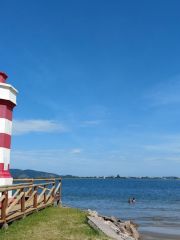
[128, 198, 131, 203]
[132, 198, 136, 203]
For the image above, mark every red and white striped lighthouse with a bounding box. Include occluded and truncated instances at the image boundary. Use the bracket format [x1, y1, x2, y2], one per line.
[0, 72, 18, 188]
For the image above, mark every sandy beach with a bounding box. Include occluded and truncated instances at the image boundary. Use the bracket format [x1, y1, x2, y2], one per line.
[140, 231, 180, 240]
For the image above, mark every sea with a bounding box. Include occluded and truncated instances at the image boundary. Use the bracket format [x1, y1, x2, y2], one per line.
[61, 179, 180, 235]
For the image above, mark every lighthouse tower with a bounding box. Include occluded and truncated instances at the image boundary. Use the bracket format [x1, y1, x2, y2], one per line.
[0, 72, 18, 187]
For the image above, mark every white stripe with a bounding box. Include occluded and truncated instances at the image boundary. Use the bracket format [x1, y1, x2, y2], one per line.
[0, 178, 13, 186]
[0, 83, 18, 105]
[0, 178, 13, 197]
[0, 147, 10, 164]
[0, 118, 12, 135]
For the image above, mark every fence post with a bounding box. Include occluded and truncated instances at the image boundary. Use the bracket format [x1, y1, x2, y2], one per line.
[59, 179, 61, 201]
[52, 180, 55, 198]
[1, 191, 7, 221]
[33, 186, 38, 209]
[29, 180, 33, 196]
[21, 188, 25, 213]
[6, 191, 8, 207]
[44, 184, 47, 204]
[52, 180, 56, 205]
[57, 179, 62, 207]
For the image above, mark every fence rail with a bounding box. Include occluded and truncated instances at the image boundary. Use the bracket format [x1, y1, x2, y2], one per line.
[0, 179, 61, 227]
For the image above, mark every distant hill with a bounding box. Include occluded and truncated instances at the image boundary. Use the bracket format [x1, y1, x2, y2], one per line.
[10, 169, 62, 179]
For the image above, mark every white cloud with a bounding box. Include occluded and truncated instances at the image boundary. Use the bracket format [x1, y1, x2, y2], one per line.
[143, 155, 180, 165]
[10, 148, 127, 176]
[81, 120, 102, 127]
[143, 142, 180, 153]
[144, 75, 180, 106]
[71, 148, 83, 154]
[12, 119, 69, 135]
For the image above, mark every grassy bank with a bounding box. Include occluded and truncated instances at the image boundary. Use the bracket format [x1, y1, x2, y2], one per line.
[0, 206, 113, 240]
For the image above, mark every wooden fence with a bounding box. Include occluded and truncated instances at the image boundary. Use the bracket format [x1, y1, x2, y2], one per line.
[0, 178, 61, 227]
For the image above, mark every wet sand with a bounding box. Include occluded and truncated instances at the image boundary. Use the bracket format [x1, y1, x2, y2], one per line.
[140, 231, 180, 240]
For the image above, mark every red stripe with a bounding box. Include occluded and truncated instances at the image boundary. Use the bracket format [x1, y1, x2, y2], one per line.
[0, 163, 11, 178]
[0, 99, 16, 108]
[0, 72, 8, 83]
[0, 103, 13, 121]
[0, 133, 11, 149]
[0, 78, 6, 83]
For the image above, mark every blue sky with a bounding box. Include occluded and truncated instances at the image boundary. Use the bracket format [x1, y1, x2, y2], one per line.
[1, 0, 180, 177]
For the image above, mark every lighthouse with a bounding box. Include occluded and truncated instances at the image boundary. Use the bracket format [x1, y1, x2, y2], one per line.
[0, 72, 18, 188]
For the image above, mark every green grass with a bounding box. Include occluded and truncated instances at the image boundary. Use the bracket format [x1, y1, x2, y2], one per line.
[0, 206, 113, 240]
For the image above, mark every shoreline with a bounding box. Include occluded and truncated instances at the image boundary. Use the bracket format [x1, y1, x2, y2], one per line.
[140, 231, 180, 240]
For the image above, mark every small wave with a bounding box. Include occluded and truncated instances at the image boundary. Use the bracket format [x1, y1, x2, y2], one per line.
[152, 218, 163, 221]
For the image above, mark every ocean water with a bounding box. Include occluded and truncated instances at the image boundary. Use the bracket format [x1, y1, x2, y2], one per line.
[61, 179, 180, 232]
